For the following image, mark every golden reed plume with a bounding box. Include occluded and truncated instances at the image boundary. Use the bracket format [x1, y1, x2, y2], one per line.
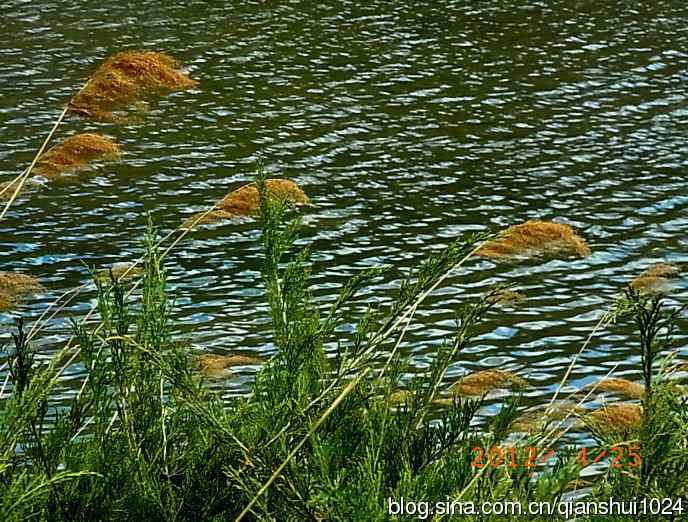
[0, 271, 44, 294]
[182, 179, 310, 229]
[34, 133, 120, 179]
[630, 276, 671, 294]
[94, 262, 145, 285]
[218, 179, 310, 214]
[585, 403, 642, 435]
[0, 291, 17, 312]
[1, 133, 119, 200]
[509, 401, 585, 433]
[68, 51, 197, 121]
[486, 289, 525, 306]
[629, 261, 680, 295]
[583, 377, 644, 400]
[475, 220, 590, 261]
[434, 369, 529, 401]
[0, 178, 42, 201]
[563, 478, 594, 493]
[181, 209, 236, 228]
[638, 262, 680, 278]
[0, 271, 45, 311]
[387, 389, 413, 406]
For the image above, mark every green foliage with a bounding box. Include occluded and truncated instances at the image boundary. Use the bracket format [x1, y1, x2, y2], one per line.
[0, 163, 686, 521]
[587, 289, 688, 510]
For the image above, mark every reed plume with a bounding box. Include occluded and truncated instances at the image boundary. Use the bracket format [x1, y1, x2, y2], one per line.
[0, 271, 44, 295]
[182, 179, 310, 229]
[0, 132, 117, 198]
[0, 290, 17, 312]
[68, 51, 197, 121]
[33, 133, 120, 179]
[583, 377, 644, 400]
[486, 288, 525, 306]
[630, 262, 680, 295]
[0, 271, 44, 311]
[436, 369, 529, 399]
[630, 275, 672, 293]
[509, 401, 585, 433]
[219, 179, 309, 214]
[0, 178, 42, 201]
[475, 220, 590, 260]
[387, 389, 413, 406]
[181, 209, 235, 229]
[638, 262, 680, 278]
[672, 362, 688, 374]
[563, 478, 593, 493]
[585, 403, 642, 435]
[195, 353, 264, 378]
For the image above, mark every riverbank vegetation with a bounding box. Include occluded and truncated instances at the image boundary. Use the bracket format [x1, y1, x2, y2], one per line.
[1, 165, 686, 521]
[0, 44, 685, 522]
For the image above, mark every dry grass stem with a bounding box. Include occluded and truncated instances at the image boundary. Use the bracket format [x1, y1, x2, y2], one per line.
[0, 106, 69, 220]
[35, 202, 216, 350]
[26, 284, 88, 343]
[475, 220, 590, 261]
[529, 363, 623, 466]
[544, 309, 615, 416]
[68, 51, 197, 121]
[670, 361, 688, 374]
[235, 369, 367, 521]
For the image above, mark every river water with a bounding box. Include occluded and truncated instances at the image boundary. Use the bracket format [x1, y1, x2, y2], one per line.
[1, 1, 687, 440]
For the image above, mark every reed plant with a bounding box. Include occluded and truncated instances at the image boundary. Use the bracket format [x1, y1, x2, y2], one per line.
[0, 51, 195, 219]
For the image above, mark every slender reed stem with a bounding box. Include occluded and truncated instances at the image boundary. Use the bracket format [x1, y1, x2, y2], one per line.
[0, 106, 69, 220]
[545, 308, 613, 415]
[26, 284, 88, 343]
[302, 242, 485, 417]
[234, 369, 368, 522]
[26, 202, 222, 347]
[379, 303, 417, 379]
[0, 170, 27, 199]
[0, 371, 11, 399]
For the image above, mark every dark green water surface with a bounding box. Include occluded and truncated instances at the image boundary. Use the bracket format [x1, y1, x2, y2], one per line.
[1, 1, 687, 438]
